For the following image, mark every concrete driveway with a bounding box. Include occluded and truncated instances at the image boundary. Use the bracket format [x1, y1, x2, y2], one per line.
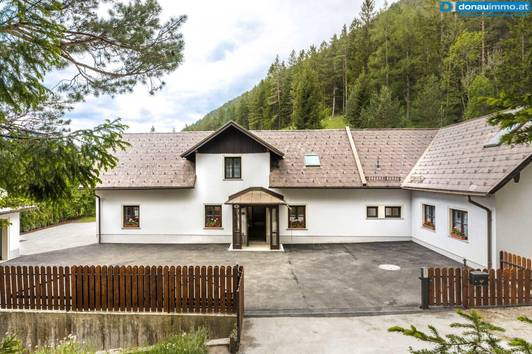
[19, 221, 97, 255]
[6, 224, 458, 314]
[240, 307, 532, 353]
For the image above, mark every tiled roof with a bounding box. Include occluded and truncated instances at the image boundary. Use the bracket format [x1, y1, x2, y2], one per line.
[350, 129, 438, 187]
[254, 129, 363, 188]
[402, 117, 532, 195]
[97, 131, 210, 189]
[225, 187, 286, 205]
[97, 117, 531, 194]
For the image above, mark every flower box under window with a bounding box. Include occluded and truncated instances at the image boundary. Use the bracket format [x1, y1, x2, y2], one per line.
[205, 205, 222, 228]
[423, 220, 435, 230]
[123, 205, 140, 228]
[450, 228, 467, 240]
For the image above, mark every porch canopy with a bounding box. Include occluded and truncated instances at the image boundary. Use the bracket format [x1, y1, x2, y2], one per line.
[225, 187, 285, 205]
[225, 187, 283, 250]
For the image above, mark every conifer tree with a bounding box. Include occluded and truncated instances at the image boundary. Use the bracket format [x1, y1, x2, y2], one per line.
[464, 73, 495, 119]
[345, 72, 371, 128]
[389, 310, 532, 354]
[291, 63, 323, 129]
[360, 86, 402, 128]
[187, 0, 530, 135]
[358, 0, 375, 72]
[410, 75, 444, 127]
[0, 0, 186, 203]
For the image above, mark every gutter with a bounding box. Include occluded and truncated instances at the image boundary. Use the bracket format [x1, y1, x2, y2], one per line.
[467, 196, 492, 268]
[95, 194, 101, 244]
[488, 154, 531, 194]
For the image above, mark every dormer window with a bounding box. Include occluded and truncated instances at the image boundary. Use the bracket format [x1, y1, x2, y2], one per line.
[304, 154, 320, 167]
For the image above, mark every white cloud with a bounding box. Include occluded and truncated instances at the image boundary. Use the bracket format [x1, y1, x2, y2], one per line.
[65, 0, 390, 133]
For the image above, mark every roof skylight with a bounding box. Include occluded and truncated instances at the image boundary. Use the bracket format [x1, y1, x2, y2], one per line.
[304, 154, 320, 167]
[484, 124, 522, 148]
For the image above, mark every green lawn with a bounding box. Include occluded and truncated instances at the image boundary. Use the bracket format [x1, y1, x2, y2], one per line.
[73, 215, 96, 223]
[322, 115, 346, 129]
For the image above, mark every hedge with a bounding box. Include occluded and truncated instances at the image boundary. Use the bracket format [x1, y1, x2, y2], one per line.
[20, 188, 95, 233]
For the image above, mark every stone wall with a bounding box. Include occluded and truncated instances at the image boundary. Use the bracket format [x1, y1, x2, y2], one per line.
[0, 310, 236, 350]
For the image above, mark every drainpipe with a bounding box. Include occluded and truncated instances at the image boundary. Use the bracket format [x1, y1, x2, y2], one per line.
[95, 194, 101, 244]
[467, 196, 492, 268]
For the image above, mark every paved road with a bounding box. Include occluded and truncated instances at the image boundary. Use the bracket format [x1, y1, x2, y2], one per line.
[7, 226, 458, 314]
[19, 221, 97, 255]
[240, 307, 532, 353]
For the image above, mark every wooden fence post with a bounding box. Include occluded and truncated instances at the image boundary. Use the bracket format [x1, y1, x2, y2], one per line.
[420, 268, 430, 309]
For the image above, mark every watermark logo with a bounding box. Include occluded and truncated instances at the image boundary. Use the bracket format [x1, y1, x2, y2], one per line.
[440, 1, 455, 12]
[439, 1, 530, 16]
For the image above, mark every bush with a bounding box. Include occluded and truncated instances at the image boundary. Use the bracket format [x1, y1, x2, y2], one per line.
[34, 335, 89, 354]
[0, 334, 24, 354]
[132, 328, 208, 354]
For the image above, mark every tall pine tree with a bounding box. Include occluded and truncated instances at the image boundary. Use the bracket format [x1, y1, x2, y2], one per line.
[345, 72, 371, 128]
[360, 86, 402, 128]
[291, 63, 323, 129]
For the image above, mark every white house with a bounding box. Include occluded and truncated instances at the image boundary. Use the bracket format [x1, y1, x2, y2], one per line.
[96, 115, 531, 268]
[0, 207, 29, 261]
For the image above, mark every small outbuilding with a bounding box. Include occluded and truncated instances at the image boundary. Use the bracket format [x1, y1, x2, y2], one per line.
[0, 207, 32, 261]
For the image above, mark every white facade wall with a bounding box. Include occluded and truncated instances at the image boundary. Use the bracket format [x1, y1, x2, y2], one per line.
[98, 149, 530, 261]
[0, 212, 20, 260]
[99, 152, 270, 243]
[99, 152, 412, 244]
[277, 189, 411, 243]
[495, 164, 532, 260]
[411, 191, 496, 268]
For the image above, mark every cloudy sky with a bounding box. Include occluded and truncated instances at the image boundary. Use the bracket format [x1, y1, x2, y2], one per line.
[64, 0, 388, 133]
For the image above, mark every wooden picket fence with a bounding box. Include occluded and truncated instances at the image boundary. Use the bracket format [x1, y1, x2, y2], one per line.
[0, 265, 243, 314]
[421, 251, 532, 309]
[500, 251, 532, 270]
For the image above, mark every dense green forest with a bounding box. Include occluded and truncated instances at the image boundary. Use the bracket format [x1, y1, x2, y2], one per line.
[185, 0, 530, 131]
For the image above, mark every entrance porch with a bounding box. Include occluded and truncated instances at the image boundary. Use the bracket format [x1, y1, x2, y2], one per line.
[225, 187, 284, 250]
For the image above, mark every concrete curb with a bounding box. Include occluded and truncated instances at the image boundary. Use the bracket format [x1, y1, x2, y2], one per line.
[245, 306, 453, 318]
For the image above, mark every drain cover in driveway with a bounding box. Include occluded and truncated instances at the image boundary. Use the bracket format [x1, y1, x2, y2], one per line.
[378, 264, 401, 271]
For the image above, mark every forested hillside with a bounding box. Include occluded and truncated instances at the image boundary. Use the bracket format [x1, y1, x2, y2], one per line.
[185, 0, 530, 131]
